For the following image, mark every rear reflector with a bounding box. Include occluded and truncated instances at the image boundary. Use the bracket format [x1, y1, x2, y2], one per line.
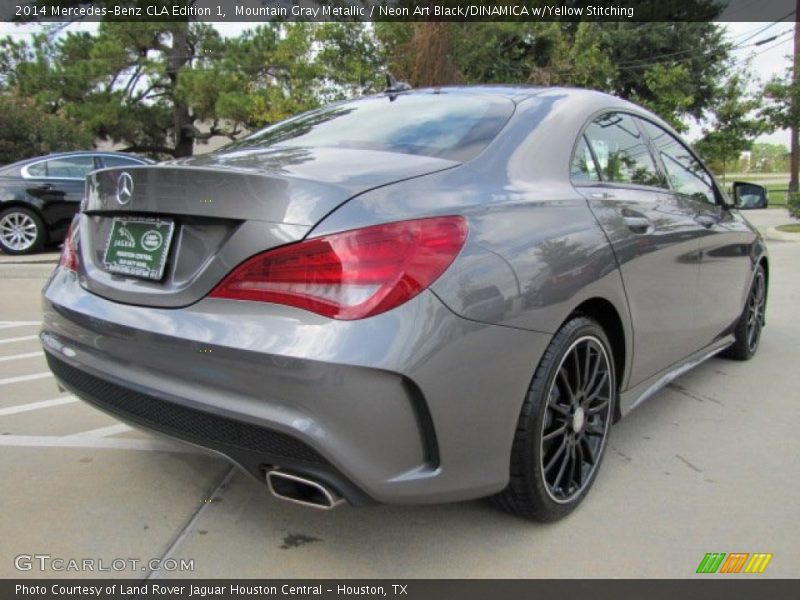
[59, 221, 79, 272]
[209, 216, 468, 320]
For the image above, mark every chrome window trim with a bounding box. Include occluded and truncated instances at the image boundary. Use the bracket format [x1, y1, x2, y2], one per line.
[20, 154, 147, 181]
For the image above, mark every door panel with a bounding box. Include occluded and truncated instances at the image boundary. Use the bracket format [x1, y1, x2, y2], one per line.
[636, 119, 754, 349]
[580, 187, 703, 387]
[575, 113, 707, 388]
[29, 178, 84, 237]
[694, 205, 757, 343]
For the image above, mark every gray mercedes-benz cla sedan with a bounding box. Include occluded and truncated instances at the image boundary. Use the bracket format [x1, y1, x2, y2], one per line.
[41, 86, 768, 521]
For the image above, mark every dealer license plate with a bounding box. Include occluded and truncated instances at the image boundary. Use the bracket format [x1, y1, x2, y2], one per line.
[103, 217, 175, 281]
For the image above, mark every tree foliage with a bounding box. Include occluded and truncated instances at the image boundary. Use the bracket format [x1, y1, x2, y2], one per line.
[0, 7, 743, 160]
[694, 72, 767, 181]
[0, 21, 382, 159]
[763, 67, 800, 134]
[748, 142, 790, 173]
[0, 93, 93, 164]
[376, 16, 731, 133]
[763, 66, 800, 197]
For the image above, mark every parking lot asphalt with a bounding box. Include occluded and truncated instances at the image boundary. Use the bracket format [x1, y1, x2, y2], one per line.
[0, 210, 798, 579]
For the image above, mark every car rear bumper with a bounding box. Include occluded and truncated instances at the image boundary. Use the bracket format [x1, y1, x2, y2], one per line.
[41, 267, 551, 505]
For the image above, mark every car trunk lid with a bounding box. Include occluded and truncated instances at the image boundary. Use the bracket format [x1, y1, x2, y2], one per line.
[77, 146, 458, 308]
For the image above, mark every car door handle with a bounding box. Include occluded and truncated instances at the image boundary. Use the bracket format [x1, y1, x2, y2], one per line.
[695, 215, 717, 229]
[623, 215, 651, 234]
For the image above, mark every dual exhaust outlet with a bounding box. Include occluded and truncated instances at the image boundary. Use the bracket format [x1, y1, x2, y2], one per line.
[266, 470, 344, 510]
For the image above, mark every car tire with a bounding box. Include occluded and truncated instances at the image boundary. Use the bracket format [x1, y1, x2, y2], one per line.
[0, 207, 45, 255]
[721, 265, 766, 361]
[492, 316, 616, 521]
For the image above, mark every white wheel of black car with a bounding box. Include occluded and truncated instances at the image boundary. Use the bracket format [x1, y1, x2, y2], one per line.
[0, 207, 45, 255]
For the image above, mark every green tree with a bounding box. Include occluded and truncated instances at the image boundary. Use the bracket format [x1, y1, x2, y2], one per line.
[694, 72, 767, 183]
[0, 22, 224, 158]
[591, 21, 729, 128]
[1, 20, 382, 158]
[763, 67, 800, 194]
[748, 142, 790, 174]
[0, 93, 94, 164]
[376, 17, 730, 130]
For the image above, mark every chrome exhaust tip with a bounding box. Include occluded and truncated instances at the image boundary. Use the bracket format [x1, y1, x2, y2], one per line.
[266, 470, 345, 510]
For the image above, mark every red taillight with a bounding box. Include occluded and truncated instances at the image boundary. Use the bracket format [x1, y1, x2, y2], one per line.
[209, 216, 468, 320]
[59, 222, 79, 272]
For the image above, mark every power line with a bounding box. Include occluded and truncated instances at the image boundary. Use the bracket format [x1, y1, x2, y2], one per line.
[732, 15, 793, 46]
[613, 14, 795, 68]
[614, 31, 793, 72]
[749, 35, 795, 60]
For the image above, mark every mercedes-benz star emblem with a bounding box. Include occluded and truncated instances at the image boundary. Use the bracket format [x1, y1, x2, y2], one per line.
[116, 172, 134, 205]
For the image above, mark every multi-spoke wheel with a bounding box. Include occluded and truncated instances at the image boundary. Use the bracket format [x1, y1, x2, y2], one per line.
[540, 336, 612, 503]
[492, 316, 616, 521]
[0, 207, 45, 255]
[723, 264, 767, 361]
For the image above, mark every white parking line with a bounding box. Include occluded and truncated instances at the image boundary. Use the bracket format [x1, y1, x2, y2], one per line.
[0, 335, 39, 345]
[0, 351, 42, 363]
[0, 372, 52, 386]
[66, 424, 132, 438]
[0, 434, 197, 453]
[0, 322, 40, 329]
[0, 396, 77, 417]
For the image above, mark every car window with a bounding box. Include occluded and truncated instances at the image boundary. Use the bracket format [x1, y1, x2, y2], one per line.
[101, 155, 145, 168]
[43, 156, 96, 179]
[224, 93, 515, 162]
[25, 161, 48, 177]
[584, 113, 662, 187]
[640, 120, 716, 205]
[571, 136, 600, 183]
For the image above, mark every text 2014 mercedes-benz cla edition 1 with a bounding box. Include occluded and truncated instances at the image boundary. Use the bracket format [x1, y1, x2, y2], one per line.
[41, 87, 768, 520]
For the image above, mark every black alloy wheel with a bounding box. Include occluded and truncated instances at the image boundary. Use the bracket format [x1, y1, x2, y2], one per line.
[493, 316, 615, 521]
[540, 335, 613, 503]
[723, 264, 766, 361]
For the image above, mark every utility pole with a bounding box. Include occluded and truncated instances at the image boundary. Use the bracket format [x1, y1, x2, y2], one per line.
[790, 0, 800, 195]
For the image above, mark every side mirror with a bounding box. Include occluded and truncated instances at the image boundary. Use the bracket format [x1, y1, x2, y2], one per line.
[732, 181, 768, 209]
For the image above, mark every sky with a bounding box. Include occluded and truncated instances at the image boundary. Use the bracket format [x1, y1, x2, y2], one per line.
[0, 20, 795, 146]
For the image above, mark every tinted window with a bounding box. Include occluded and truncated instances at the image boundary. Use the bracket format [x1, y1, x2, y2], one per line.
[26, 161, 48, 177]
[101, 155, 145, 168]
[224, 93, 515, 162]
[571, 136, 600, 183]
[584, 113, 662, 187]
[44, 156, 96, 179]
[641, 120, 716, 205]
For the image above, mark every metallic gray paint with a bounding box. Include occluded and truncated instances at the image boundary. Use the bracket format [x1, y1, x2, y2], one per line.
[41, 87, 767, 505]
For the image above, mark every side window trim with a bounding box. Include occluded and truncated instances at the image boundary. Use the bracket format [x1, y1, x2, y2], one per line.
[582, 134, 604, 183]
[631, 116, 669, 188]
[570, 134, 603, 184]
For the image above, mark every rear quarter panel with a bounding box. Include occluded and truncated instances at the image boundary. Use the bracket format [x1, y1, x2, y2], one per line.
[312, 90, 635, 389]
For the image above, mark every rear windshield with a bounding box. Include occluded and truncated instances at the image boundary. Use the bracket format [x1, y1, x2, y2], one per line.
[224, 93, 515, 162]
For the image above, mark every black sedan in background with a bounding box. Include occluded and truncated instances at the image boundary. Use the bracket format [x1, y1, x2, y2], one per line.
[0, 151, 152, 254]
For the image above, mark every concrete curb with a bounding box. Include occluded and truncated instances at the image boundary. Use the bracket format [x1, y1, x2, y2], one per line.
[766, 226, 800, 242]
